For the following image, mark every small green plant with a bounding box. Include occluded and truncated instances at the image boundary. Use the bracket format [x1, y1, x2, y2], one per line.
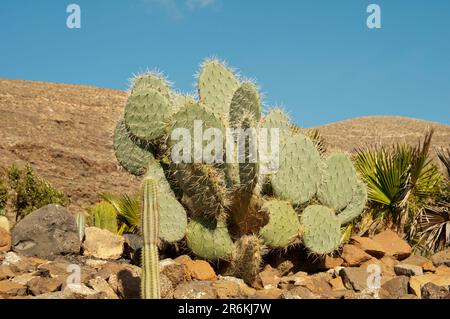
[88, 201, 125, 235]
[0, 164, 68, 222]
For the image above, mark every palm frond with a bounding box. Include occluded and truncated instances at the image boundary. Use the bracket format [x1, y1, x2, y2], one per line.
[100, 192, 141, 234]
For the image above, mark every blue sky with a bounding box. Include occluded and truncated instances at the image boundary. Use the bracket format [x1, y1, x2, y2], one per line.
[0, 0, 449, 127]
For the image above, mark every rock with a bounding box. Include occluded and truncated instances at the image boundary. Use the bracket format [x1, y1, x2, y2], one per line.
[342, 245, 372, 266]
[0, 266, 14, 281]
[394, 264, 423, 277]
[255, 265, 280, 289]
[0, 216, 9, 233]
[436, 266, 450, 275]
[85, 259, 108, 269]
[276, 260, 294, 276]
[160, 258, 190, 286]
[88, 276, 119, 299]
[107, 263, 141, 299]
[252, 288, 283, 299]
[122, 233, 143, 260]
[329, 276, 346, 291]
[0, 280, 27, 296]
[280, 271, 308, 285]
[28, 277, 63, 295]
[402, 255, 430, 267]
[381, 276, 409, 298]
[63, 283, 101, 298]
[340, 267, 371, 292]
[372, 230, 411, 260]
[294, 276, 332, 295]
[173, 281, 218, 299]
[350, 236, 386, 258]
[282, 286, 320, 299]
[399, 294, 420, 299]
[214, 280, 241, 299]
[431, 248, 450, 267]
[83, 227, 124, 260]
[11, 205, 80, 259]
[421, 282, 450, 299]
[2, 252, 21, 265]
[318, 256, 344, 270]
[409, 274, 450, 298]
[422, 262, 436, 273]
[0, 228, 11, 253]
[12, 273, 37, 286]
[217, 276, 256, 297]
[180, 259, 216, 281]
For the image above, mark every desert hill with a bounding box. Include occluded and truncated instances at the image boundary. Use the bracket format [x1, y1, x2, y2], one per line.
[1, 79, 449, 212]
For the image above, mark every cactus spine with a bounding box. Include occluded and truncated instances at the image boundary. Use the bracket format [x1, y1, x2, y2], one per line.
[140, 177, 161, 299]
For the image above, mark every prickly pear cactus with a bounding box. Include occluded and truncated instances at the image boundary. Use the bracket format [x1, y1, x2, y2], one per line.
[113, 58, 368, 269]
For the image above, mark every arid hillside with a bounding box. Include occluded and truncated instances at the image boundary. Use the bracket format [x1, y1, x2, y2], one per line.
[1, 79, 449, 212]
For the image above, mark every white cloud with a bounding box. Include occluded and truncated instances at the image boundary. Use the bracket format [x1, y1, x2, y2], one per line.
[142, 0, 218, 19]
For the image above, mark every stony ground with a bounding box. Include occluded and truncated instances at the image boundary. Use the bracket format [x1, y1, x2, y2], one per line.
[1, 205, 449, 300]
[1, 79, 449, 213]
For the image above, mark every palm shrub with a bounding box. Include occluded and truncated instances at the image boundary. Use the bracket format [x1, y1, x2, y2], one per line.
[100, 192, 141, 234]
[409, 148, 450, 254]
[354, 130, 443, 241]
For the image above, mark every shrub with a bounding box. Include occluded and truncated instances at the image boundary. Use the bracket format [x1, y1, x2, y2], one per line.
[87, 201, 124, 235]
[0, 164, 68, 221]
[353, 130, 443, 241]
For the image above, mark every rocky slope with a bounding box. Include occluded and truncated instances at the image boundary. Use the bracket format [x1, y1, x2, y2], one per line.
[1, 79, 449, 213]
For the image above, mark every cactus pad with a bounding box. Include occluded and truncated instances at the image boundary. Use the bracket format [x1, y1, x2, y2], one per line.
[337, 179, 368, 226]
[113, 119, 155, 176]
[229, 82, 262, 128]
[173, 163, 229, 219]
[259, 200, 301, 248]
[124, 89, 172, 141]
[159, 192, 188, 243]
[317, 153, 358, 211]
[198, 59, 240, 115]
[262, 108, 291, 133]
[130, 72, 173, 101]
[271, 133, 322, 205]
[186, 218, 234, 260]
[168, 102, 225, 162]
[300, 205, 341, 254]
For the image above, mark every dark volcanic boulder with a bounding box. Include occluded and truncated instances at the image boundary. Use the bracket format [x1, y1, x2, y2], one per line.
[11, 204, 80, 259]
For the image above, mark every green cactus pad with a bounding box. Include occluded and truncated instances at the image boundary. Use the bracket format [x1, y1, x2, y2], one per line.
[259, 200, 301, 248]
[229, 82, 262, 128]
[271, 133, 322, 205]
[159, 192, 188, 243]
[130, 72, 173, 101]
[146, 159, 173, 195]
[113, 119, 155, 176]
[186, 218, 234, 260]
[172, 163, 229, 219]
[337, 179, 368, 226]
[168, 102, 225, 162]
[198, 59, 240, 115]
[124, 89, 172, 141]
[300, 205, 341, 254]
[172, 94, 196, 112]
[317, 153, 358, 211]
[262, 108, 291, 133]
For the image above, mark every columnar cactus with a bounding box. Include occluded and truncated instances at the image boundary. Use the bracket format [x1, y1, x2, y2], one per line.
[113, 58, 369, 285]
[140, 177, 161, 299]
